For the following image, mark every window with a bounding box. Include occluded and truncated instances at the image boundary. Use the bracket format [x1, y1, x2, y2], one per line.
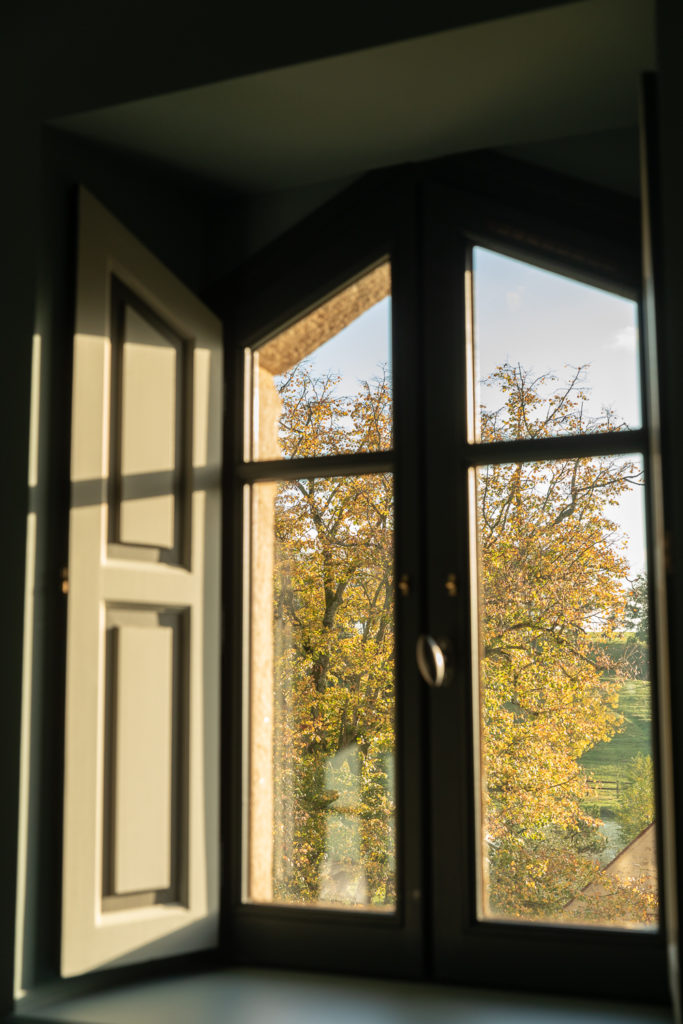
[223, 183, 424, 979]
[243, 266, 396, 911]
[53, 160, 669, 1006]
[470, 248, 655, 929]
[222, 164, 669, 1000]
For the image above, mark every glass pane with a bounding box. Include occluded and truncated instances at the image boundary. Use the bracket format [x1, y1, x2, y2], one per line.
[246, 473, 396, 911]
[475, 452, 658, 929]
[248, 263, 392, 461]
[472, 247, 642, 442]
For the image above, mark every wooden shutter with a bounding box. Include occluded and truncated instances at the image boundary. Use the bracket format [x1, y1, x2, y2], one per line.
[61, 190, 221, 977]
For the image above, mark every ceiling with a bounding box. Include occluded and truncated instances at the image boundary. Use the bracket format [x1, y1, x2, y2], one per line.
[52, 0, 654, 196]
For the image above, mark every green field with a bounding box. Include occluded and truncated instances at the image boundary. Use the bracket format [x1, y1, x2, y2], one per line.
[580, 678, 653, 815]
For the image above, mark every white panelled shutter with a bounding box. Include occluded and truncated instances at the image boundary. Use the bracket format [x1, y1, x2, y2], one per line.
[61, 190, 222, 977]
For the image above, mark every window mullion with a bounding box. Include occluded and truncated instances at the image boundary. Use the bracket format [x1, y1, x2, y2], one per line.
[466, 429, 647, 468]
[238, 450, 394, 484]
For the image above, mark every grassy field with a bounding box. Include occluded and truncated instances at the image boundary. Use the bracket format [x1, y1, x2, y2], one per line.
[579, 678, 653, 815]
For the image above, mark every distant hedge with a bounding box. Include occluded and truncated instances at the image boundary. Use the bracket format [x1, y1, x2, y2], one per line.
[591, 638, 649, 680]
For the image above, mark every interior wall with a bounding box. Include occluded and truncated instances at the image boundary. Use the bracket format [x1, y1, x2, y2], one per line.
[0, 117, 41, 1022]
[204, 175, 361, 284]
[500, 126, 641, 197]
[44, 132, 220, 292]
[9, 2, 572, 122]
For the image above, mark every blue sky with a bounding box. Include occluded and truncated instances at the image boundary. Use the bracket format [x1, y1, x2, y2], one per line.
[305, 296, 391, 392]
[473, 247, 645, 575]
[473, 247, 641, 430]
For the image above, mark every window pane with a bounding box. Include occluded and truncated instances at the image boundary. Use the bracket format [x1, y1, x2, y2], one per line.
[471, 247, 642, 441]
[474, 453, 658, 929]
[246, 473, 396, 911]
[249, 264, 392, 461]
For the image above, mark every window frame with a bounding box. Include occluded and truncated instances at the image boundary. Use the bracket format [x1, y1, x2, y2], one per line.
[215, 156, 670, 1002]
[419, 178, 667, 997]
[220, 170, 428, 978]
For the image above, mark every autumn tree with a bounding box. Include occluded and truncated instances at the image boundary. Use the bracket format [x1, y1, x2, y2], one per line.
[479, 363, 649, 922]
[271, 364, 395, 906]
[269, 358, 654, 924]
[614, 754, 656, 845]
[625, 573, 649, 644]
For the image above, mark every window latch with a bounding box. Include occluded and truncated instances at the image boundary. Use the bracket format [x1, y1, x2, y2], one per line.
[416, 634, 451, 688]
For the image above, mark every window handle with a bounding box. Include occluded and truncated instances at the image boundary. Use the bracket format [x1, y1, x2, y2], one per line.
[416, 635, 450, 687]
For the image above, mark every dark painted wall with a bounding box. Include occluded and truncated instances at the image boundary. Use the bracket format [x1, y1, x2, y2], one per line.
[0, 118, 41, 1022]
[8, 1, 572, 120]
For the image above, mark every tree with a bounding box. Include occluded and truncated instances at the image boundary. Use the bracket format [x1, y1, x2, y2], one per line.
[625, 573, 649, 644]
[268, 359, 655, 925]
[271, 364, 395, 906]
[614, 754, 656, 845]
[478, 364, 650, 923]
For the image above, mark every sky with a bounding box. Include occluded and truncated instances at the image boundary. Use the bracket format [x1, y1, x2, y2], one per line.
[280, 251, 647, 575]
[304, 296, 392, 393]
[473, 247, 646, 575]
[473, 246, 642, 430]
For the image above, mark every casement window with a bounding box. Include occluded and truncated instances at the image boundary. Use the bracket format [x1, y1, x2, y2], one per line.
[59, 153, 671, 1003]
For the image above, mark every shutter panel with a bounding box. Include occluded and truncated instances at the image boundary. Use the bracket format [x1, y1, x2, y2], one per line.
[61, 189, 221, 977]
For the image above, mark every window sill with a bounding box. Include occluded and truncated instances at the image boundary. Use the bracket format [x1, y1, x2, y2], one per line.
[11, 968, 673, 1024]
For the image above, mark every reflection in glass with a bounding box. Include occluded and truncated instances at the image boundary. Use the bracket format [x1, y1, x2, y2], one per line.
[471, 247, 642, 442]
[249, 263, 392, 461]
[247, 474, 396, 910]
[475, 452, 657, 928]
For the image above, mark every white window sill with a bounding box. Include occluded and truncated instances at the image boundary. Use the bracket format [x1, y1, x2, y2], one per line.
[11, 968, 673, 1024]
